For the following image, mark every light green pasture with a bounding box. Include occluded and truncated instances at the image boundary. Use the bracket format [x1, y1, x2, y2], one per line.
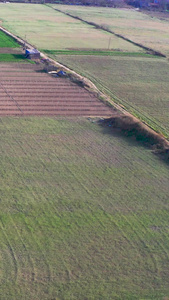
[53, 5, 169, 56]
[0, 3, 141, 51]
[0, 117, 169, 299]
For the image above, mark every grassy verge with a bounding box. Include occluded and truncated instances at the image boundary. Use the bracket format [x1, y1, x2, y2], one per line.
[0, 117, 169, 299]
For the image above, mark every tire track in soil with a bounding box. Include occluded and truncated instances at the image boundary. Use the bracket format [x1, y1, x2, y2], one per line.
[39, 120, 138, 278]
[56, 122, 146, 271]
[19, 125, 85, 280]
[0, 134, 37, 284]
[0, 119, 52, 289]
[7, 118, 107, 279]
[4, 120, 74, 283]
[9, 215, 36, 283]
[0, 218, 19, 283]
[61, 121, 163, 280]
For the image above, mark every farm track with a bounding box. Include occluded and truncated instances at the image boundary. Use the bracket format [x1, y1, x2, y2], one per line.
[0, 63, 115, 117]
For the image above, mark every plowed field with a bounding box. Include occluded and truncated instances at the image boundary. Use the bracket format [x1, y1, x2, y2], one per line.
[0, 63, 114, 117]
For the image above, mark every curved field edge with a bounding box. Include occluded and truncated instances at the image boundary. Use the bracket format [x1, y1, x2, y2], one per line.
[0, 117, 169, 299]
[51, 54, 169, 139]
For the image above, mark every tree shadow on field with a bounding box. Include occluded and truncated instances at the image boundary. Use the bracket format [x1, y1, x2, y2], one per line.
[98, 116, 169, 165]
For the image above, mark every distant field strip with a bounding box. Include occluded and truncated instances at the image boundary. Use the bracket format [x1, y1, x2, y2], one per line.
[0, 117, 169, 299]
[0, 3, 141, 52]
[54, 55, 169, 137]
[53, 5, 169, 56]
[0, 63, 114, 117]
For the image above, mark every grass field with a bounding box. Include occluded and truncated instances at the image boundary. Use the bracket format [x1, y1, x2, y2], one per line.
[0, 53, 27, 62]
[52, 54, 169, 138]
[0, 30, 29, 62]
[0, 3, 141, 52]
[0, 117, 169, 300]
[0, 30, 19, 48]
[53, 5, 169, 56]
[0, 5, 169, 299]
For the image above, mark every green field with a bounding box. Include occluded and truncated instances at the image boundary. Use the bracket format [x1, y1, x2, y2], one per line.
[0, 53, 27, 62]
[0, 3, 141, 51]
[0, 117, 169, 300]
[49, 54, 169, 138]
[0, 29, 19, 48]
[0, 29, 23, 62]
[0, 4, 169, 299]
[53, 5, 169, 56]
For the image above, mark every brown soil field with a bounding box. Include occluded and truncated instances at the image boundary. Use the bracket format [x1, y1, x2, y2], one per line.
[0, 47, 22, 54]
[0, 63, 114, 117]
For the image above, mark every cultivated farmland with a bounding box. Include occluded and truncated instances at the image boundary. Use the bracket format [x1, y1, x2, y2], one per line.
[53, 5, 169, 56]
[0, 29, 19, 48]
[0, 117, 169, 300]
[0, 3, 141, 52]
[0, 63, 113, 116]
[0, 29, 25, 62]
[53, 54, 169, 137]
[1, 4, 168, 137]
[0, 4, 169, 300]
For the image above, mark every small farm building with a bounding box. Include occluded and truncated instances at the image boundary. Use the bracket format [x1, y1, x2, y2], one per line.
[25, 48, 40, 59]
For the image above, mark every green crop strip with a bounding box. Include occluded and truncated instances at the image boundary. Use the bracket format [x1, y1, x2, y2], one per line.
[0, 30, 20, 48]
[0, 54, 31, 62]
